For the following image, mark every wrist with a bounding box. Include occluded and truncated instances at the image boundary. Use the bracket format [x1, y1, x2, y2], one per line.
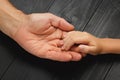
[99, 38, 111, 54]
[0, 0, 29, 38]
[0, 10, 28, 37]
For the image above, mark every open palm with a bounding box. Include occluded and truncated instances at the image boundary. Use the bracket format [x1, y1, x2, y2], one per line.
[13, 13, 82, 61]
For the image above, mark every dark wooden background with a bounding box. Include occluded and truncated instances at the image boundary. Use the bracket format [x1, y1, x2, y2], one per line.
[0, 0, 120, 80]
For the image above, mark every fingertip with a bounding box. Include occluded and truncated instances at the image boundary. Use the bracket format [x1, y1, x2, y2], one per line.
[60, 41, 64, 45]
[60, 19, 74, 31]
[61, 46, 70, 51]
[59, 52, 72, 62]
[46, 51, 72, 62]
[70, 52, 82, 61]
[63, 33, 67, 38]
[61, 46, 66, 51]
[81, 52, 87, 57]
[57, 40, 64, 47]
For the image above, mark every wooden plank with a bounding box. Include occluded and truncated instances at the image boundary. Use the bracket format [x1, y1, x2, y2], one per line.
[0, 32, 15, 79]
[49, 0, 103, 30]
[10, 0, 55, 14]
[1, 0, 120, 80]
[80, 0, 120, 80]
[1, 54, 55, 80]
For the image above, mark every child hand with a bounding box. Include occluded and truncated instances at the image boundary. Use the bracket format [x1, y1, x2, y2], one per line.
[62, 31, 102, 55]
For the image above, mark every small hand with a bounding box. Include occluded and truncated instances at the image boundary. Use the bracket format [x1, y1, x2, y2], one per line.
[62, 31, 102, 55]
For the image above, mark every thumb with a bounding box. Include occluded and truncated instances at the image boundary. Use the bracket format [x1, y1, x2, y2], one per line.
[50, 15, 74, 31]
[58, 19, 74, 31]
[78, 45, 95, 54]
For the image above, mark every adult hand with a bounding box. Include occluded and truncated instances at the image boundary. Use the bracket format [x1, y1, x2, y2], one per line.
[0, 0, 82, 62]
[13, 13, 82, 62]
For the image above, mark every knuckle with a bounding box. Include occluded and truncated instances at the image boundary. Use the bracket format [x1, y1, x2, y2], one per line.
[67, 35, 75, 42]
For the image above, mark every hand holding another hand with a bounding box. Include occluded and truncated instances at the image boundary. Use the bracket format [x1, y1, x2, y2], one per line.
[62, 31, 102, 56]
[13, 13, 82, 62]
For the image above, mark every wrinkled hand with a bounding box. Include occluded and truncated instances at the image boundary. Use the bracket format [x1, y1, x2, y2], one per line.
[13, 13, 82, 62]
